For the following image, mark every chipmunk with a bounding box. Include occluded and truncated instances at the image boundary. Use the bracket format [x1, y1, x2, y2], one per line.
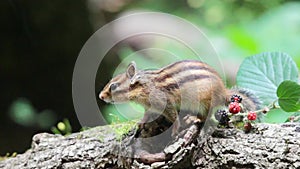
[99, 60, 260, 136]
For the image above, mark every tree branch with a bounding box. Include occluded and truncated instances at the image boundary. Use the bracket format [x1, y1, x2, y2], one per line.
[1, 123, 300, 168]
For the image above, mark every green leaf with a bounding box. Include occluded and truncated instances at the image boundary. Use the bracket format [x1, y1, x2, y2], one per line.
[277, 80, 300, 112]
[264, 109, 290, 123]
[237, 52, 299, 106]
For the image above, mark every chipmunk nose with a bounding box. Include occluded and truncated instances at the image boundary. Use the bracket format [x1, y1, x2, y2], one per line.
[99, 92, 105, 100]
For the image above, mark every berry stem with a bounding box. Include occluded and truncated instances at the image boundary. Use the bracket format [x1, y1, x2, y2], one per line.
[254, 100, 280, 114]
[293, 115, 300, 122]
[271, 100, 280, 109]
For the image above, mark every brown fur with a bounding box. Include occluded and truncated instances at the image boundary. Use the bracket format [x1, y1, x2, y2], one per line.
[99, 60, 257, 134]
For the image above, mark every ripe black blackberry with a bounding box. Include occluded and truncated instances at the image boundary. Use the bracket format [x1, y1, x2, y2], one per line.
[231, 94, 243, 103]
[215, 109, 230, 125]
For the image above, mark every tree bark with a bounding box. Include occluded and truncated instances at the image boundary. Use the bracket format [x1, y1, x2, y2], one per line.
[1, 123, 300, 169]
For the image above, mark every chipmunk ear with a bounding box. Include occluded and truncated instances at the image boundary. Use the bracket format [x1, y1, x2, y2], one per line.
[126, 61, 137, 79]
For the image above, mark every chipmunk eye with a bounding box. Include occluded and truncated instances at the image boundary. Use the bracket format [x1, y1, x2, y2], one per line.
[110, 83, 119, 91]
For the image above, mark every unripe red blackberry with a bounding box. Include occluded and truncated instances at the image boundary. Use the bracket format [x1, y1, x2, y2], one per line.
[247, 111, 257, 121]
[229, 102, 240, 114]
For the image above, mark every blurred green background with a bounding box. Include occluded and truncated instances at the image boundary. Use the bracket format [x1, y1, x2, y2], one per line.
[1, 0, 300, 156]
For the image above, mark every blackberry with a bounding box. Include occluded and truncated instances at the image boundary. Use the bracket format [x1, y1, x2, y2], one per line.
[230, 94, 242, 103]
[215, 109, 230, 125]
[244, 122, 252, 133]
[229, 102, 241, 114]
[247, 111, 257, 121]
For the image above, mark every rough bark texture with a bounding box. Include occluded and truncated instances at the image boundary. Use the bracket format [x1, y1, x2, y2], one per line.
[1, 123, 300, 169]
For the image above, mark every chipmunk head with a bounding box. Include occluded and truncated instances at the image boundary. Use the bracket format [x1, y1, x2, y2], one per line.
[99, 61, 148, 104]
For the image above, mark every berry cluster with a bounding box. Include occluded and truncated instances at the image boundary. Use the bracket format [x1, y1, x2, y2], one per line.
[215, 94, 258, 132]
